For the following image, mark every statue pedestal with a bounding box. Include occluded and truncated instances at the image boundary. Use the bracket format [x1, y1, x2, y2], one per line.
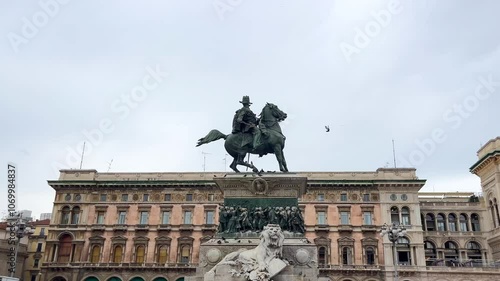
[186, 174, 318, 281]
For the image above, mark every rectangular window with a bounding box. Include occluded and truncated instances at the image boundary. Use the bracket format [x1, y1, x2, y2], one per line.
[31, 275, 37, 281]
[449, 222, 457, 231]
[437, 221, 445, 231]
[363, 194, 370, 202]
[208, 194, 215, 201]
[363, 212, 373, 225]
[340, 211, 350, 225]
[40, 228, 45, 236]
[317, 194, 325, 202]
[186, 194, 193, 201]
[401, 214, 410, 225]
[184, 211, 192, 224]
[140, 211, 149, 224]
[143, 194, 149, 202]
[206, 210, 214, 224]
[460, 221, 468, 232]
[340, 193, 348, 202]
[36, 243, 43, 252]
[34, 259, 39, 267]
[317, 211, 326, 225]
[118, 211, 127, 224]
[164, 194, 171, 201]
[100, 194, 107, 202]
[97, 211, 105, 224]
[161, 211, 170, 224]
[122, 194, 128, 202]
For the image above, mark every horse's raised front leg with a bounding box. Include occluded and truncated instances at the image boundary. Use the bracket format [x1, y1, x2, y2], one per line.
[273, 144, 288, 172]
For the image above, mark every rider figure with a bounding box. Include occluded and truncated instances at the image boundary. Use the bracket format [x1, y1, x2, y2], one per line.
[232, 96, 260, 149]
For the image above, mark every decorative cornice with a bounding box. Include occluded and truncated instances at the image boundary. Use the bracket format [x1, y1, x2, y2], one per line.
[470, 151, 500, 174]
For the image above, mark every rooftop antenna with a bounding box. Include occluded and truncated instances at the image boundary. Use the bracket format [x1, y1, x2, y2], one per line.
[107, 159, 114, 172]
[392, 139, 397, 168]
[202, 151, 211, 172]
[246, 154, 250, 171]
[79, 141, 86, 169]
[223, 154, 228, 172]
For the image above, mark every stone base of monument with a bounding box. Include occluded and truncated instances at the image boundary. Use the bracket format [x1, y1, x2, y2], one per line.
[186, 238, 318, 281]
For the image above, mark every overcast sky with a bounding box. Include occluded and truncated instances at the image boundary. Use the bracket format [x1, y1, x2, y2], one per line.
[1, 0, 499, 219]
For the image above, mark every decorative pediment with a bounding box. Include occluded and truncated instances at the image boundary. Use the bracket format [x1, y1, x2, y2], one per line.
[314, 236, 331, 245]
[178, 236, 194, 245]
[111, 235, 127, 243]
[89, 235, 105, 242]
[361, 237, 378, 247]
[337, 236, 355, 246]
[155, 236, 172, 244]
[133, 236, 150, 243]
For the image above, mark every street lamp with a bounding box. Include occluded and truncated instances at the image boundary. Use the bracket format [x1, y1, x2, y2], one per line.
[8, 213, 35, 277]
[380, 222, 407, 281]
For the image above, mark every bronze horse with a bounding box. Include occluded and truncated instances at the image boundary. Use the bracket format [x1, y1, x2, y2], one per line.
[196, 103, 288, 173]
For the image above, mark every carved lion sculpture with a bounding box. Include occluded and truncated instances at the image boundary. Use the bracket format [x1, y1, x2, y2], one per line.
[206, 224, 286, 281]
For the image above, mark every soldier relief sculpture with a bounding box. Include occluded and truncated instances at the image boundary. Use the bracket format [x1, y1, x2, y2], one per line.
[197, 96, 288, 173]
[217, 205, 305, 234]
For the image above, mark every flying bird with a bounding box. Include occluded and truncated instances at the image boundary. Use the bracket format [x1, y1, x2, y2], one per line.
[325, 125, 330, 132]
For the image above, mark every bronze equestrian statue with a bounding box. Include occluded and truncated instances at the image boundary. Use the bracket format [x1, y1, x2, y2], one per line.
[196, 96, 288, 173]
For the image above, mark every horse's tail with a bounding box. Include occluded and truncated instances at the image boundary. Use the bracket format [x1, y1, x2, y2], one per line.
[196, 129, 228, 147]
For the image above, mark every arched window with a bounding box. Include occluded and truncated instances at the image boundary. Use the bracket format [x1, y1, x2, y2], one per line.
[366, 247, 375, 265]
[396, 237, 411, 265]
[135, 245, 145, 263]
[424, 241, 437, 265]
[342, 247, 353, 265]
[401, 207, 410, 225]
[71, 206, 80, 225]
[448, 213, 457, 231]
[157, 245, 169, 264]
[459, 214, 469, 231]
[57, 234, 73, 263]
[444, 241, 459, 265]
[467, 241, 482, 262]
[421, 213, 426, 231]
[90, 245, 101, 263]
[318, 247, 327, 267]
[180, 245, 191, 263]
[391, 207, 400, 225]
[471, 213, 480, 231]
[490, 200, 497, 228]
[426, 213, 435, 231]
[113, 245, 123, 263]
[495, 199, 500, 226]
[61, 207, 70, 224]
[437, 213, 446, 231]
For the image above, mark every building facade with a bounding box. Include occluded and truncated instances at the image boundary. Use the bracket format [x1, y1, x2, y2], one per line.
[0, 221, 29, 279]
[38, 137, 500, 281]
[471, 137, 500, 260]
[24, 219, 51, 281]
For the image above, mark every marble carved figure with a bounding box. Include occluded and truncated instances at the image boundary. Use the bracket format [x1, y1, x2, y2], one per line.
[205, 224, 286, 281]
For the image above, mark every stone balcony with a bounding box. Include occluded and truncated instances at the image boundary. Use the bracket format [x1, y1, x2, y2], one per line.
[41, 262, 197, 270]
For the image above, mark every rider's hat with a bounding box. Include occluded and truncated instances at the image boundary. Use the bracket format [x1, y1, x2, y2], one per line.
[239, 96, 252, 105]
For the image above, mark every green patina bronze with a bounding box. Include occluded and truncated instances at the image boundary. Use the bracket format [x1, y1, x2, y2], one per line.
[196, 96, 288, 173]
[224, 198, 298, 209]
